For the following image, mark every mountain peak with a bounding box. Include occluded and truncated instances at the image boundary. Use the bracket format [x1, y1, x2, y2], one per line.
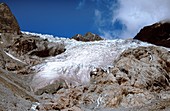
[0, 2, 20, 34]
[71, 32, 103, 42]
[84, 32, 94, 36]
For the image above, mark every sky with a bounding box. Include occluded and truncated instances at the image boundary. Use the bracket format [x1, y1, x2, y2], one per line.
[2, 0, 170, 39]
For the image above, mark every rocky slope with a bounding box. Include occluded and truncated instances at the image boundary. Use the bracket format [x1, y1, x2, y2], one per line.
[0, 2, 170, 111]
[0, 33, 66, 110]
[134, 20, 170, 48]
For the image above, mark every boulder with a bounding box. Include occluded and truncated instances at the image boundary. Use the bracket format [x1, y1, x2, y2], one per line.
[134, 21, 170, 48]
[71, 32, 103, 42]
[34, 79, 68, 95]
[0, 3, 20, 34]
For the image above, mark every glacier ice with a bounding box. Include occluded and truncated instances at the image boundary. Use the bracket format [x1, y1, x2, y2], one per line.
[25, 32, 154, 91]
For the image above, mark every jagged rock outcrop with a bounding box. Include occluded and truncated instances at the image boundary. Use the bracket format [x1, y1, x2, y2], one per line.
[37, 46, 170, 110]
[134, 21, 170, 48]
[71, 32, 103, 42]
[11, 34, 65, 57]
[0, 3, 20, 34]
[113, 46, 170, 91]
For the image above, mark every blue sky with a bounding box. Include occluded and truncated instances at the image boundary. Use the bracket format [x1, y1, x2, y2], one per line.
[2, 0, 170, 38]
[2, 0, 105, 37]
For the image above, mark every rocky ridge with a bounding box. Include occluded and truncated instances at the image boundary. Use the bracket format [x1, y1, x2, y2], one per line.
[134, 20, 170, 48]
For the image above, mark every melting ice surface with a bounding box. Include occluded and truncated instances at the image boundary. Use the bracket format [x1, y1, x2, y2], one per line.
[23, 32, 153, 91]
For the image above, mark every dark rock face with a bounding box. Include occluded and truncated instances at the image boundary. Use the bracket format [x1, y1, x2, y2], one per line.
[134, 21, 170, 48]
[0, 3, 20, 34]
[71, 32, 103, 42]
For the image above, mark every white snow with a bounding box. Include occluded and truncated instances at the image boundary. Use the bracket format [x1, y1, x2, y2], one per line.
[77, 34, 81, 37]
[22, 31, 69, 42]
[25, 32, 155, 91]
[159, 19, 170, 24]
[4, 51, 26, 64]
[30, 102, 40, 111]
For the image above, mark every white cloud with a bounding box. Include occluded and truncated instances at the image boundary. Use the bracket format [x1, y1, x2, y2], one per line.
[96, 0, 170, 39]
[76, 0, 86, 9]
[115, 0, 170, 38]
[99, 29, 113, 39]
[95, 9, 104, 26]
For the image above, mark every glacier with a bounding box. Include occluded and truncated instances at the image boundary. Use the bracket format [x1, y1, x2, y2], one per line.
[23, 32, 154, 91]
